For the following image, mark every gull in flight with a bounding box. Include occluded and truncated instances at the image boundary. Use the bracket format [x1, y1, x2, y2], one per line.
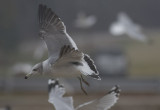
[74, 12, 97, 29]
[25, 4, 101, 94]
[109, 12, 149, 43]
[48, 79, 120, 110]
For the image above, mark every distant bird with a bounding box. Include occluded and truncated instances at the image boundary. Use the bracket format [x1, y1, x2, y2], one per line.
[10, 62, 32, 76]
[74, 12, 97, 29]
[109, 12, 149, 43]
[25, 4, 101, 94]
[48, 79, 120, 110]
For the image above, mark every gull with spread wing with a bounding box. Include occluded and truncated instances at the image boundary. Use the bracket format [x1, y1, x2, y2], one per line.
[25, 4, 101, 94]
[48, 79, 120, 110]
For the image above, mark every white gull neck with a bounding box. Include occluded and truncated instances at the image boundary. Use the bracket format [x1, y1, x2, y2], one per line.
[42, 59, 51, 74]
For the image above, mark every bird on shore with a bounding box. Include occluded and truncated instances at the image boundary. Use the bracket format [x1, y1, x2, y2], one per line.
[25, 4, 101, 94]
[48, 79, 120, 110]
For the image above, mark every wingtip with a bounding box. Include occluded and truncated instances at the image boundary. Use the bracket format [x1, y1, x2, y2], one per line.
[97, 76, 101, 80]
[48, 79, 59, 92]
[89, 74, 101, 80]
[48, 79, 64, 93]
[108, 85, 121, 97]
[84, 54, 99, 74]
[38, 4, 66, 33]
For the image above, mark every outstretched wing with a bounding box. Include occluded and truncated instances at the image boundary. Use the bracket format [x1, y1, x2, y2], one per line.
[58, 45, 83, 60]
[75, 85, 120, 110]
[48, 79, 74, 110]
[38, 4, 77, 63]
[54, 45, 100, 79]
[53, 45, 83, 68]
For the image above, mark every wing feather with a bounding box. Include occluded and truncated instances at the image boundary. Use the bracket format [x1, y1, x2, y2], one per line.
[48, 79, 74, 110]
[76, 85, 120, 110]
[38, 4, 77, 63]
[56, 45, 83, 62]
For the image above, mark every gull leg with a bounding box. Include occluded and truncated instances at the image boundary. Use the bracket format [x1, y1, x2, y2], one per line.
[78, 77, 88, 95]
[81, 75, 90, 86]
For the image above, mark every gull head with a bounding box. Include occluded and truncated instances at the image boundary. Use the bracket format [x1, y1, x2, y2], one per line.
[25, 63, 43, 79]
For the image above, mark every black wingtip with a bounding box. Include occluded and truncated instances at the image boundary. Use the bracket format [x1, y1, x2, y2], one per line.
[84, 54, 99, 74]
[108, 85, 121, 97]
[89, 74, 101, 80]
[48, 79, 63, 93]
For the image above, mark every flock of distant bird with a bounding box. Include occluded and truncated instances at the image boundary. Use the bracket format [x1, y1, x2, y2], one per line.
[8, 3, 151, 110]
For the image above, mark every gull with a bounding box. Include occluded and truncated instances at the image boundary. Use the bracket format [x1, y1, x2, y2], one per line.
[109, 12, 149, 43]
[74, 12, 97, 29]
[25, 4, 101, 94]
[48, 79, 120, 110]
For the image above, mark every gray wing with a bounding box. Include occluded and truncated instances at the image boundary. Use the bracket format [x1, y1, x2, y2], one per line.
[38, 4, 77, 63]
[75, 85, 120, 110]
[48, 79, 74, 110]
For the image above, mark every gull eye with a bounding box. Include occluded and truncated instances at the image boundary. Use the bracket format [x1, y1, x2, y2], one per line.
[33, 69, 37, 71]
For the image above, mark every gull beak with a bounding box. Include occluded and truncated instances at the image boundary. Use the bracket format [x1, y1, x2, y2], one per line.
[25, 73, 32, 79]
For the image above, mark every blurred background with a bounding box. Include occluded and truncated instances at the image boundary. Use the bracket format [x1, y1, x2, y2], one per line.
[0, 0, 160, 110]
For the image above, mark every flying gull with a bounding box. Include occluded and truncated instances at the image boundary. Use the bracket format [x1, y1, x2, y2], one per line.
[109, 12, 150, 43]
[25, 4, 101, 94]
[74, 11, 97, 29]
[48, 79, 120, 110]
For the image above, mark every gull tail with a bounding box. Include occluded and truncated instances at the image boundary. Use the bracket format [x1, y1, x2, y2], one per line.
[38, 4, 66, 33]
